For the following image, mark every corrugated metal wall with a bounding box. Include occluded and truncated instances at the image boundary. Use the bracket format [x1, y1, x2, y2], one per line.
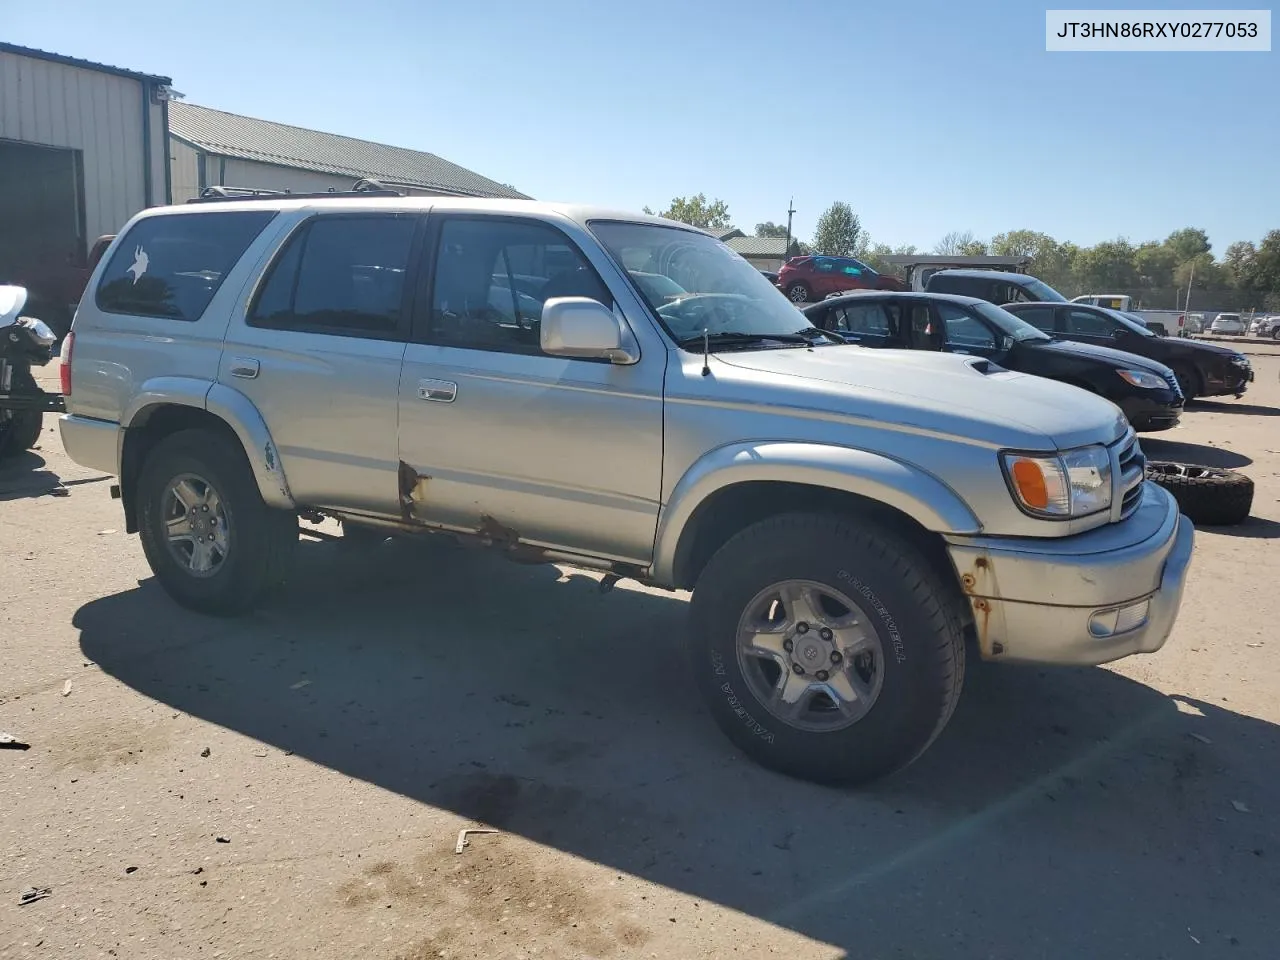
[0, 50, 167, 241]
[170, 139, 201, 203]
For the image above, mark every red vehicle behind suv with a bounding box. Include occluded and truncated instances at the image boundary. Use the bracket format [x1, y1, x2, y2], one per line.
[777, 255, 906, 303]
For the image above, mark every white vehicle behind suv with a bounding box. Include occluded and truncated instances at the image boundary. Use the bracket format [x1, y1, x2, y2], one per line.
[58, 189, 1194, 785]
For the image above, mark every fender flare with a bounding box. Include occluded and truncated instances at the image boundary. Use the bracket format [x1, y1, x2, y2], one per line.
[120, 377, 294, 509]
[651, 441, 980, 585]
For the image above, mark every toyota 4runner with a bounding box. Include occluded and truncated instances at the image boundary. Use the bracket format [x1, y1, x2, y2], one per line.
[58, 191, 1195, 785]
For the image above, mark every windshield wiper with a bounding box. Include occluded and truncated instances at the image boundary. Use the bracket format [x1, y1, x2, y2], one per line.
[675, 330, 816, 349]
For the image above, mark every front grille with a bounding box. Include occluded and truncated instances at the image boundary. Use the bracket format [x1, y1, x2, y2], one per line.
[1163, 370, 1184, 402]
[1115, 432, 1145, 518]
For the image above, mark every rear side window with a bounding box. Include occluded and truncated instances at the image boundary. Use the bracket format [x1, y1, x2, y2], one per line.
[1012, 305, 1056, 332]
[249, 215, 417, 339]
[832, 302, 899, 339]
[927, 274, 981, 298]
[96, 211, 274, 321]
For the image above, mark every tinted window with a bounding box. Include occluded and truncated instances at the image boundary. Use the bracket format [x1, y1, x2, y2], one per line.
[1065, 308, 1118, 337]
[937, 303, 998, 350]
[250, 215, 416, 337]
[97, 211, 274, 321]
[928, 274, 986, 299]
[430, 218, 611, 355]
[1012, 305, 1056, 332]
[813, 257, 836, 273]
[833, 302, 898, 337]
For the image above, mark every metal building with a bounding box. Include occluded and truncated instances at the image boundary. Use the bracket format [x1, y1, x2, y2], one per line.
[168, 101, 528, 202]
[0, 42, 174, 329]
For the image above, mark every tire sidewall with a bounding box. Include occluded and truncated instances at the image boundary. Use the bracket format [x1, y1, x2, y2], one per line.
[786, 282, 810, 303]
[691, 520, 957, 782]
[137, 434, 262, 610]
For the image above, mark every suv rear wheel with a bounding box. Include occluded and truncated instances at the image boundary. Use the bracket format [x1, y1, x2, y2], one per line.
[137, 428, 297, 615]
[689, 512, 965, 786]
[785, 282, 812, 303]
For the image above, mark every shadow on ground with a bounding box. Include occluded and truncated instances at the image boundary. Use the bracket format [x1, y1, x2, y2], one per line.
[1199, 516, 1280, 540]
[76, 538, 1280, 958]
[1141, 437, 1253, 469]
[1190, 399, 1280, 418]
[0, 450, 61, 500]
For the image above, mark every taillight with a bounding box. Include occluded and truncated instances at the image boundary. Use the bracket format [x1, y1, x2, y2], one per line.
[59, 331, 74, 396]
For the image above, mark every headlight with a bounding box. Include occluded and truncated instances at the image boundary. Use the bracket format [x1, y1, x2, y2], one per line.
[1230, 354, 1250, 368]
[1001, 445, 1112, 519]
[1116, 369, 1167, 389]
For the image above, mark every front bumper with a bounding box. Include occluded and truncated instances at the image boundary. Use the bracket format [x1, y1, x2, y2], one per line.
[1118, 395, 1181, 432]
[945, 482, 1194, 666]
[1204, 365, 1253, 397]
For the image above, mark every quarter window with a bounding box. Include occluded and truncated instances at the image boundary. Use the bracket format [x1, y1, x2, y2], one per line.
[249, 215, 416, 337]
[96, 211, 274, 321]
[428, 218, 611, 355]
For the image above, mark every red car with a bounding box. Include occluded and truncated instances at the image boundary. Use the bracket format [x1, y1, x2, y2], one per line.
[777, 255, 906, 303]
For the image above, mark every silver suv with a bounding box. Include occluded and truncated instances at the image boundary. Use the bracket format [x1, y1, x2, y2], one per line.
[58, 193, 1194, 785]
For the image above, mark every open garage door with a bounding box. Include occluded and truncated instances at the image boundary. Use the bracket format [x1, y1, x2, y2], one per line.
[0, 139, 87, 333]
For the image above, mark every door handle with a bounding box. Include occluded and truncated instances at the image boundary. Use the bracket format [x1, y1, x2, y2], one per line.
[417, 378, 457, 403]
[229, 357, 260, 379]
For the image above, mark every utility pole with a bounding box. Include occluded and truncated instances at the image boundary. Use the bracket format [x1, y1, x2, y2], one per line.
[784, 198, 796, 261]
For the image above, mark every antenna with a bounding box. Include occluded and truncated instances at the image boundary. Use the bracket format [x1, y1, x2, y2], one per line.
[701, 328, 711, 377]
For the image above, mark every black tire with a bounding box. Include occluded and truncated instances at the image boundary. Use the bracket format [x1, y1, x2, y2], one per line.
[0, 370, 44, 458]
[689, 512, 965, 786]
[1272, 327, 1280, 341]
[1146, 461, 1253, 526]
[137, 428, 298, 615]
[1171, 364, 1200, 402]
[785, 282, 812, 304]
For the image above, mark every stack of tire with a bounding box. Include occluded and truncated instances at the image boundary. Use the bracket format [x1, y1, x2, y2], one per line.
[1145, 461, 1253, 526]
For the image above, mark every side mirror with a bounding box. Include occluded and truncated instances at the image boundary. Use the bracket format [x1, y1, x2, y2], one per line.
[1001, 335, 1015, 352]
[541, 297, 639, 363]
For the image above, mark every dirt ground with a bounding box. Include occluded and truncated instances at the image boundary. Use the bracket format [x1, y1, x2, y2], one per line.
[3, 349, 1279, 960]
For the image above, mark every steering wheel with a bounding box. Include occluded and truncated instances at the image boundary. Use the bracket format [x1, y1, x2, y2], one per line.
[658, 295, 736, 335]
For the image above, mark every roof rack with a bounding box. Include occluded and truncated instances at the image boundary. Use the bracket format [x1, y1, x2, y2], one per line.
[186, 179, 406, 204]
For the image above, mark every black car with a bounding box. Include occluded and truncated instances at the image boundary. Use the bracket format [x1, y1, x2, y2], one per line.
[802, 291, 1183, 432]
[1002, 302, 1254, 401]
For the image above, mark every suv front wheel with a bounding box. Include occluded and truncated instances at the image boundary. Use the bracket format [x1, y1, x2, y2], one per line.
[689, 512, 965, 786]
[785, 282, 812, 303]
[137, 428, 298, 615]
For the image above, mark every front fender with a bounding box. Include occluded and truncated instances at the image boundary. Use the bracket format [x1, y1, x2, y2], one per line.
[120, 377, 294, 509]
[651, 441, 981, 585]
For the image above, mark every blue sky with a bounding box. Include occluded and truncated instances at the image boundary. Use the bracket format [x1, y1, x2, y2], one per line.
[6, 0, 1276, 253]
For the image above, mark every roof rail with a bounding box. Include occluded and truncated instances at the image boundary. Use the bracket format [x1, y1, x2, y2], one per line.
[185, 179, 406, 204]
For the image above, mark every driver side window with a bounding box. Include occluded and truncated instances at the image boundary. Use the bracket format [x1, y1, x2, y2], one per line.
[427, 217, 612, 356]
[1065, 308, 1117, 337]
[936, 303, 998, 351]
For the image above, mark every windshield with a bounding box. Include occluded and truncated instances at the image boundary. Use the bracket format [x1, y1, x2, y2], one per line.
[971, 301, 1052, 342]
[591, 221, 830, 346]
[1021, 277, 1068, 302]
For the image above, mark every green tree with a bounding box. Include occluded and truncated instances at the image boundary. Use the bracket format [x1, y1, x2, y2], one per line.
[811, 202, 864, 257]
[1072, 238, 1138, 292]
[1223, 240, 1258, 289]
[754, 221, 788, 238]
[990, 230, 1071, 289]
[642, 194, 731, 229]
[1163, 227, 1211, 264]
[1133, 242, 1177, 288]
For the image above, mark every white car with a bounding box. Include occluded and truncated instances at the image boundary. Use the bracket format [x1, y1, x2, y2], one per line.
[1210, 313, 1245, 335]
[1254, 315, 1280, 339]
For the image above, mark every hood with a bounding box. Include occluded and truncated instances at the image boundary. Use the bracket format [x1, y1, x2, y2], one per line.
[0, 285, 28, 327]
[1033, 337, 1174, 375]
[1161, 337, 1239, 360]
[711, 346, 1127, 451]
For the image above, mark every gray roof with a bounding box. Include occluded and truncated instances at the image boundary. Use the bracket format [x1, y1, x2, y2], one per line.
[725, 236, 788, 257]
[0, 41, 172, 84]
[169, 102, 528, 200]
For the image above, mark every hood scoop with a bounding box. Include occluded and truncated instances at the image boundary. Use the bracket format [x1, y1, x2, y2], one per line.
[965, 357, 1007, 376]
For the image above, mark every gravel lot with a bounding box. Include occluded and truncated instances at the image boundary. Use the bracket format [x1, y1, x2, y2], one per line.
[3, 351, 1279, 960]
